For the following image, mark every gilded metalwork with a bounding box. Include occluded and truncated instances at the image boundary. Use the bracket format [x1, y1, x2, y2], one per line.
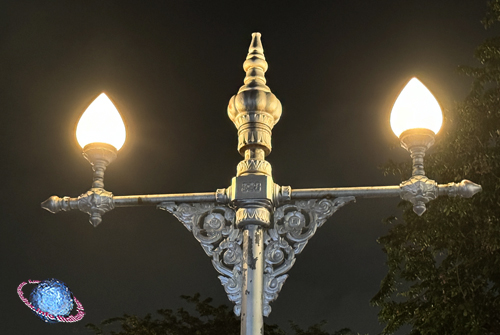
[237, 159, 272, 176]
[227, 33, 282, 156]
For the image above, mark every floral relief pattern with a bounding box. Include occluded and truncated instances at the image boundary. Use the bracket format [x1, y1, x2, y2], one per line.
[158, 202, 243, 315]
[262, 197, 355, 316]
[158, 197, 355, 317]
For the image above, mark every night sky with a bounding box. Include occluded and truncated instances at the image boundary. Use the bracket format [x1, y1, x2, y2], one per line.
[0, 1, 492, 334]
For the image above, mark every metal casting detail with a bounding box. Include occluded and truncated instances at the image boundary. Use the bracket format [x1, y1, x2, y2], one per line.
[237, 159, 272, 176]
[236, 207, 271, 227]
[279, 185, 291, 204]
[261, 197, 355, 316]
[41, 195, 74, 214]
[400, 175, 438, 216]
[227, 32, 282, 156]
[215, 188, 229, 203]
[40, 188, 115, 227]
[157, 202, 243, 315]
[443, 179, 482, 198]
[77, 188, 115, 227]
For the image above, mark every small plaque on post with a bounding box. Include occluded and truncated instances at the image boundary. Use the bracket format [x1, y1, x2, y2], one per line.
[231, 175, 274, 202]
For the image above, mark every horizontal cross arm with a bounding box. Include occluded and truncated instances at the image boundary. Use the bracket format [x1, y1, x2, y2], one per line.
[291, 179, 481, 200]
[113, 192, 222, 206]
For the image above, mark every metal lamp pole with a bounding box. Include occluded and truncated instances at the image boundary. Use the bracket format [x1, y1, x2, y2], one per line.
[42, 33, 481, 335]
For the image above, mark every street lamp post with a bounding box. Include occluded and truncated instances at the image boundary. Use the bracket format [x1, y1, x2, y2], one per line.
[41, 33, 481, 335]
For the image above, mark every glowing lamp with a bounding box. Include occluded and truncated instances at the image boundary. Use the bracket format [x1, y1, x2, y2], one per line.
[390, 77, 443, 138]
[76, 93, 126, 151]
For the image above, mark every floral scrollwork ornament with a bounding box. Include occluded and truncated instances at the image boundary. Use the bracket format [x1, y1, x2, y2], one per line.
[262, 235, 295, 316]
[212, 237, 243, 315]
[158, 202, 236, 255]
[158, 202, 243, 315]
[77, 188, 114, 227]
[261, 197, 355, 315]
[400, 175, 438, 216]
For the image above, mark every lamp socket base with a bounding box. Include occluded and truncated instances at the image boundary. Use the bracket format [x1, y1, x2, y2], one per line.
[82, 143, 118, 168]
[399, 128, 435, 153]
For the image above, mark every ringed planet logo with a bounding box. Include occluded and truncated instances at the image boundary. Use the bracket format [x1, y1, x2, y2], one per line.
[17, 279, 85, 323]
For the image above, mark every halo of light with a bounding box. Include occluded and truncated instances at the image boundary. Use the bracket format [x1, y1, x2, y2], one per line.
[390, 77, 443, 137]
[17, 279, 85, 323]
[76, 93, 126, 150]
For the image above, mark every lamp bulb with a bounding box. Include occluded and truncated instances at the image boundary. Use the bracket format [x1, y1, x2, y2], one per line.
[390, 78, 443, 138]
[76, 93, 126, 150]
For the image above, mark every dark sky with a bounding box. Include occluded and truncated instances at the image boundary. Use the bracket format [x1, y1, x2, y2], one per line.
[0, 1, 492, 334]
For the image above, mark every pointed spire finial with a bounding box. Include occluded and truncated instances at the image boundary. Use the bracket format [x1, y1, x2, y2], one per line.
[228, 33, 282, 157]
[241, 32, 269, 89]
[247, 33, 265, 60]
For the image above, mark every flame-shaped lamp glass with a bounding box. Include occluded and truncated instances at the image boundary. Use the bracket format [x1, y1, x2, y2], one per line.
[76, 93, 126, 150]
[390, 77, 443, 138]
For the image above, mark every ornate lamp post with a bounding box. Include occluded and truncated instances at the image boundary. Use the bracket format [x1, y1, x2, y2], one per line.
[41, 33, 481, 335]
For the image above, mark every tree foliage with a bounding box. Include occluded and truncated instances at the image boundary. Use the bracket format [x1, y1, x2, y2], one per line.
[86, 293, 359, 335]
[86, 294, 278, 335]
[372, 1, 500, 334]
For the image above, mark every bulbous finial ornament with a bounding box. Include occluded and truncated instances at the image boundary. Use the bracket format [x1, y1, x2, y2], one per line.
[228, 33, 282, 156]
